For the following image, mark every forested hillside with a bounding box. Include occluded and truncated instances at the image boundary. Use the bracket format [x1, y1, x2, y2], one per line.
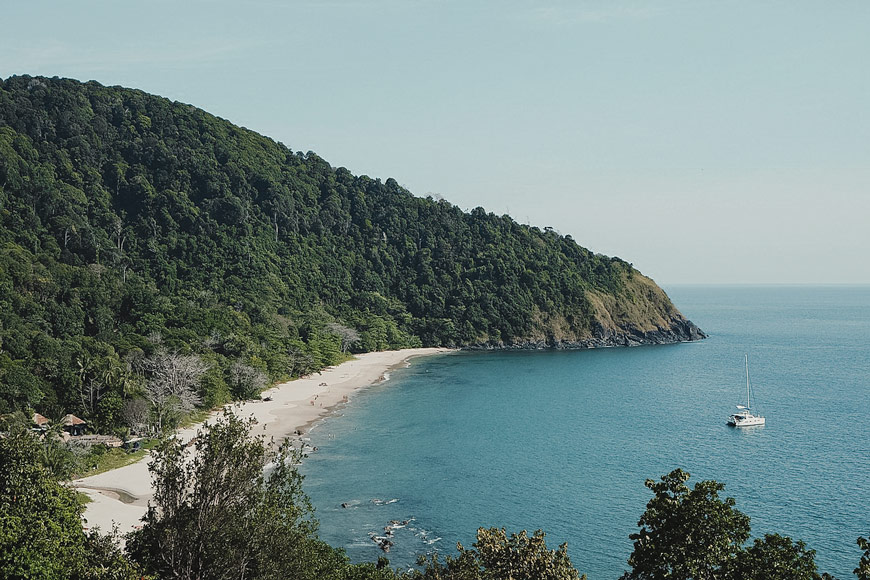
[0, 75, 703, 430]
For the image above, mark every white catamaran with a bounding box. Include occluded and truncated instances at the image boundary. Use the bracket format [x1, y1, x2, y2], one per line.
[727, 354, 765, 427]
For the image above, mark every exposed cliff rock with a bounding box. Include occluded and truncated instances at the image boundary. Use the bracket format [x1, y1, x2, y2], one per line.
[468, 272, 706, 349]
[467, 316, 705, 350]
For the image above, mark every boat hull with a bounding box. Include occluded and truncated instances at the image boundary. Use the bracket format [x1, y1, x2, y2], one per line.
[728, 414, 765, 427]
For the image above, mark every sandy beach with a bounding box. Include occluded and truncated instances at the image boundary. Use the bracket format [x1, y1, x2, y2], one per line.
[72, 347, 452, 535]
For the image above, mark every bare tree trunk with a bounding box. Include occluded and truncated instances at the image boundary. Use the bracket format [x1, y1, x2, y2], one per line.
[142, 351, 208, 433]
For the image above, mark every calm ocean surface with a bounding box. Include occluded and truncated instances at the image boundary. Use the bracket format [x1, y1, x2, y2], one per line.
[301, 286, 870, 579]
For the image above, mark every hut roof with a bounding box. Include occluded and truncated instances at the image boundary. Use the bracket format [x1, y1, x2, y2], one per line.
[32, 413, 51, 426]
[62, 414, 86, 426]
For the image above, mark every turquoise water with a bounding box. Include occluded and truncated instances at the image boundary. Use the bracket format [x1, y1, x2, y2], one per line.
[301, 286, 870, 579]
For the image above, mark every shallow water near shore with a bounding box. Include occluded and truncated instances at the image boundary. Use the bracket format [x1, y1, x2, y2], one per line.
[301, 286, 870, 579]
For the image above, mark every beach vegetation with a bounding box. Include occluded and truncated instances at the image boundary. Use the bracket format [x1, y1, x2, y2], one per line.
[70, 445, 149, 479]
[227, 359, 269, 399]
[138, 350, 208, 433]
[327, 322, 363, 354]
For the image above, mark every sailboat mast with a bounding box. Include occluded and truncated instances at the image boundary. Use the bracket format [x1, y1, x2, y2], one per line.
[745, 354, 751, 409]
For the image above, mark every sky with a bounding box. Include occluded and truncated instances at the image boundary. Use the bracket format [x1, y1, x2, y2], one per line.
[3, 0, 869, 284]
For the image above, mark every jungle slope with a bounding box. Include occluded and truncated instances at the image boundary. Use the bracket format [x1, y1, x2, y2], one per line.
[0, 75, 703, 424]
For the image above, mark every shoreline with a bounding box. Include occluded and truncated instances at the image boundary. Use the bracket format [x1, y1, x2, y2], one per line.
[71, 347, 453, 536]
[291, 353, 432, 439]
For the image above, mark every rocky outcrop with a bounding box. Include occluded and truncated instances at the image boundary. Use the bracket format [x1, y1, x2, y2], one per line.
[465, 269, 706, 351]
[465, 315, 706, 350]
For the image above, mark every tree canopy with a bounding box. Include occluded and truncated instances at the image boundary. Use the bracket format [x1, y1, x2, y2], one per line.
[404, 528, 585, 580]
[125, 411, 399, 580]
[622, 469, 835, 580]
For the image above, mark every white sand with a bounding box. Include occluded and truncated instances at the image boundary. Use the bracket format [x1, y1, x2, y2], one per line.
[72, 347, 452, 535]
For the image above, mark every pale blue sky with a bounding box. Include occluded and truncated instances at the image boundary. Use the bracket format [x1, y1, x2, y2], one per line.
[3, 1, 869, 284]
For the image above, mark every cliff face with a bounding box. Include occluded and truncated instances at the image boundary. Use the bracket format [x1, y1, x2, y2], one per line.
[0, 74, 704, 415]
[582, 272, 706, 346]
[470, 272, 705, 349]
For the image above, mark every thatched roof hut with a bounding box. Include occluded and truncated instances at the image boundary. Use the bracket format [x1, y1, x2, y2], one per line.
[32, 413, 51, 428]
[62, 414, 86, 436]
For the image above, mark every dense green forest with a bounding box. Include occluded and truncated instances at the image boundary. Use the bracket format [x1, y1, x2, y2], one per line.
[0, 75, 703, 432]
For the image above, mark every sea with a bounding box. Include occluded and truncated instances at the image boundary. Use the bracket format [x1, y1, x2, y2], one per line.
[300, 285, 870, 579]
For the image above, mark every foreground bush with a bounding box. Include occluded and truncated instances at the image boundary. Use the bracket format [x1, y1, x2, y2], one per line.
[0, 429, 141, 579]
[125, 411, 393, 580]
[406, 527, 585, 580]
